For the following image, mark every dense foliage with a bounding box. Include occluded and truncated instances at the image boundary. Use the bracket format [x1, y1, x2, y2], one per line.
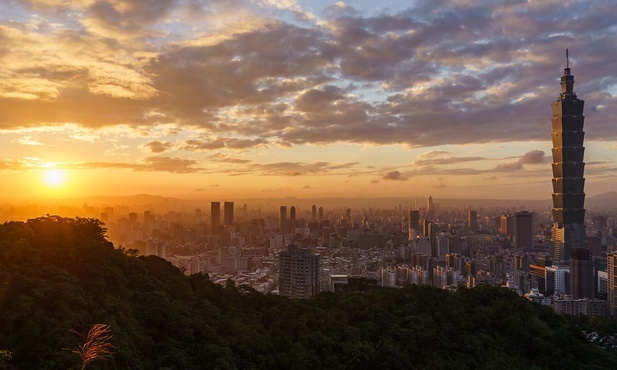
[0, 216, 616, 369]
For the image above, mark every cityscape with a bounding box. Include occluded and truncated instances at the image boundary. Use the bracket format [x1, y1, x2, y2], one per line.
[2, 0, 617, 368]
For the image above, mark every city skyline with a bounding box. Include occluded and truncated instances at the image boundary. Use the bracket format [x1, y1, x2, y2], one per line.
[2, 1, 617, 202]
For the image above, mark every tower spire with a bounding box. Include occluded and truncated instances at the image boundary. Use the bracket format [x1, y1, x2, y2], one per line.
[561, 49, 574, 95]
[564, 48, 571, 77]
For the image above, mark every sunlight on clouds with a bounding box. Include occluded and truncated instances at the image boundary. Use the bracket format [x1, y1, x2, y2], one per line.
[16, 135, 44, 146]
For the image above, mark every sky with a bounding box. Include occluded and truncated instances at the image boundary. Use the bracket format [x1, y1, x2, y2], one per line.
[1, 0, 617, 203]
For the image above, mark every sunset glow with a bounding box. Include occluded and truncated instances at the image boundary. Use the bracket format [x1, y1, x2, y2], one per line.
[0, 1, 616, 202]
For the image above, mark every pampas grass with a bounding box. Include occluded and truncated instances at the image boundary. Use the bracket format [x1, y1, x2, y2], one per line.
[66, 324, 115, 370]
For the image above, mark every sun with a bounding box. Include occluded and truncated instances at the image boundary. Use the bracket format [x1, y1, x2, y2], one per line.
[43, 169, 67, 188]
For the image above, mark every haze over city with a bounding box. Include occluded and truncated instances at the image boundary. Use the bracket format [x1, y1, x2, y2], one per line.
[1, 0, 616, 203]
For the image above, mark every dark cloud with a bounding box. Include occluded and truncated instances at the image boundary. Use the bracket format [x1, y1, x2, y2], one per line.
[382, 170, 409, 181]
[519, 150, 546, 164]
[492, 150, 546, 172]
[1, 0, 617, 150]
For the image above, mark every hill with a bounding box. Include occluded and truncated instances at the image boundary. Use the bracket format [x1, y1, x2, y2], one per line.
[0, 216, 616, 369]
[586, 192, 617, 209]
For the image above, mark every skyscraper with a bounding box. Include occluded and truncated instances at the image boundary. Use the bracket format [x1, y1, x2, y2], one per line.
[224, 201, 234, 226]
[468, 210, 477, 232]
[550, 50, 587, 265]
[569, 247, 594, 299]
[211, 201, 220, 229]
[279, 245, 320, 299]
[608, 252, 617, 315]
[279, 206, 287, 233]
[513, 211, 533, 250]
[290, 206, 296, 232]
[409, 210, 420, 232]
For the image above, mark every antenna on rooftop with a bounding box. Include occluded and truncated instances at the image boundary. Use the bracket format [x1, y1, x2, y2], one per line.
[566, 48, 569, 69]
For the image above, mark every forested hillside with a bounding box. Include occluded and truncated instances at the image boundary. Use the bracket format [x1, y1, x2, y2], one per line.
[0, 216, 615, 369]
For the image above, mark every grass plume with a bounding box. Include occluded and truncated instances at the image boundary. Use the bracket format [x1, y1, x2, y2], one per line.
[66, 324, 115, 370]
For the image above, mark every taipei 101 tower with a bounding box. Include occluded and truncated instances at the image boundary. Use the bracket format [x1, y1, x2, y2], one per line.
[550, 49, 587, 265]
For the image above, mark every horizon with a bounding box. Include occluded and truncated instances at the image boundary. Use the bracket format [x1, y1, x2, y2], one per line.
[2, 1, 616, 202]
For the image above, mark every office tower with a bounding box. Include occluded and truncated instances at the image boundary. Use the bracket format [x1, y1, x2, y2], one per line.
[468, 210, 477, 232]
[290, 206, 296, 231]
[409, 210, 420, 231]
[435, 232, 450, 261]
[513, 211, 533, 250]
[345, 208, 351, 221]
[569, 248, 594, 299]
[500, 214, 509, 236]
[279, 206, 287, 233]
[426, 195, 435, 219]
[278, 245, 320, 299]
[224, 201, 234, 226]
[210, 202, 221, 229]
[318, 207, 323, 223]
[607, 252, 617, 315]
[550, 50, 587, 265]
[128, 212, 138, 225]
[311, 204, 317, 222]
[545, 265, 569, 295]
[143, 210, 155, 224]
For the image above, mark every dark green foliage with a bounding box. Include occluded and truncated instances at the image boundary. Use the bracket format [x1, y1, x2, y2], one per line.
[0, 216, 616, 369]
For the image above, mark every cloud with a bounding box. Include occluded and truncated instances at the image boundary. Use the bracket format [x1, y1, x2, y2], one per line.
[519, 150, 546, 164]
[251, 161, 354, 176]
[68, 156, 201, 173]
[412, 152, 486, 167]
[382, 170, 409, 181]
[1, 0, 617, 151]
[145, 141, 173, 153]
[16, 135, 44, 146]
[493, 150, 546, 172]
[208, 153, 252, 164]
[139, 156, 199, 173]
[182, 138, 269, 151]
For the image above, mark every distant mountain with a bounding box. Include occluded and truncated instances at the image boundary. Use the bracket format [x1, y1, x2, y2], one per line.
[587, 192, 617, 209]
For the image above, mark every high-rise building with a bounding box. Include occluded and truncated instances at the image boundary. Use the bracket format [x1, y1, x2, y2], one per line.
[513, 211, 533, 250]
[607, 252, 617, 315]
[223, 201, 234, 226]
[569, 248, 594, 299]
[550, 50, 587, 265]
[311, 205, 317, 222]
[211, 202, 220, 229]
[426, 195, 435, 219]
[278, 245, 320, 299]
[468, 210, 477, 232]
[279, 206, 287, 233]
[318, 207, 324, 223]
[290, 206, 296, 231]
[409, 210, 420, 231]
[500, 214, 512, 237]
